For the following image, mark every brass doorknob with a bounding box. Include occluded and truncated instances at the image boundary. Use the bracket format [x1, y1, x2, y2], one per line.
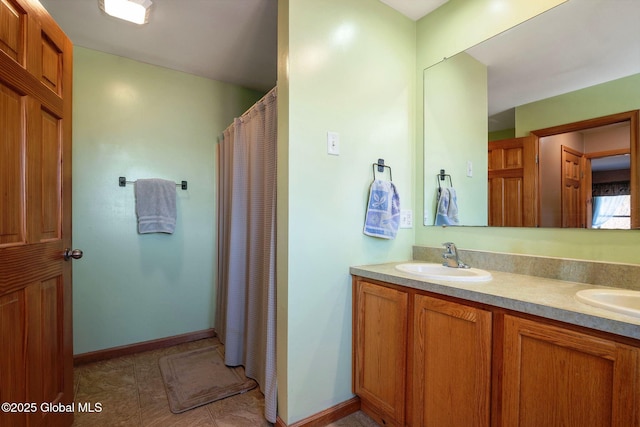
[63, 248, 83, 261]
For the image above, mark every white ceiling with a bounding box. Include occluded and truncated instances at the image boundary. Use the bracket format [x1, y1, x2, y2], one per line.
[465, 0, 640, 130]
[38, 0, 445, 92]
[379, 0, 448, 20]
[37, 0, 639, 119]
[39, 0, 279, 92]
[40, 0, 448, 92]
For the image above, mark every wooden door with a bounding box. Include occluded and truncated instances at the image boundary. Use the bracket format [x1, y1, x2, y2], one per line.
[0, 1, 74, 426]
[353, 280, 407, 426]
[561, 145, 586, 227]
[488, 136, 537, 226]
[411, 294, 492, 427]
[501, 315, 640, 427]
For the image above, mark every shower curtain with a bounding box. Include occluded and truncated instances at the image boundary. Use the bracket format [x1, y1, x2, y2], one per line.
[216, 88, 277, 422]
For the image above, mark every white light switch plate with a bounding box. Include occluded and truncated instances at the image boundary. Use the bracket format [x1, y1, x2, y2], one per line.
[400, 209, 413, 228]
[327, 131, 340, 155]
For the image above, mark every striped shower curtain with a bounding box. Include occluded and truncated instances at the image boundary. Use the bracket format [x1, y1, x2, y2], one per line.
[216, 87, 277, 422]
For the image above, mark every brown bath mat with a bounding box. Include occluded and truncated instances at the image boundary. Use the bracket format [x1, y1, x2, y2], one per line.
[159, 345, 257, 413]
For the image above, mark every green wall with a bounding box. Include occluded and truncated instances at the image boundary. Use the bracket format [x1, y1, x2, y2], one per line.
[72, 47, 263, 354]
[279, 0, 415, 423]
[516, 73, 640, 136]
[489, 128, 516, 141]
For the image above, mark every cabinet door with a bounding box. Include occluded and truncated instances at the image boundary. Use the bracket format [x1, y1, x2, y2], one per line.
[502, 315, 640, 427]
[411, 294, 492, 427]
[354, 280, 408, 426]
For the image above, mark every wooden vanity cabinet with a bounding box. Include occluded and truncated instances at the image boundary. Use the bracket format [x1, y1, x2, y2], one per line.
[353, 278, 491, 427]
[353, 280, 408, 426]
[500, 315, 640, 427]
[353, 276, 640, 427]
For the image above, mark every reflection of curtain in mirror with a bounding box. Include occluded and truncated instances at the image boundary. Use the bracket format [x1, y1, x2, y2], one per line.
[591, 180, 630, 228]
[592, 181, 630, 197]
[592, 196, 626, 228]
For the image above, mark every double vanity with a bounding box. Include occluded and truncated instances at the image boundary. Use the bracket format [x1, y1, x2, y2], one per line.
[350, 246, 640, 427]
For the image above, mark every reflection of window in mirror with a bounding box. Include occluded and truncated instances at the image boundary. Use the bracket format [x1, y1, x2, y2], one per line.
[591, 154, 631, 229]
[592, 195, 630, 229]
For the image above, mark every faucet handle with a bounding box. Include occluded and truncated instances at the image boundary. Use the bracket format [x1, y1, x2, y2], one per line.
[442, 242, 456, 253]
[441, 242, 459, 267]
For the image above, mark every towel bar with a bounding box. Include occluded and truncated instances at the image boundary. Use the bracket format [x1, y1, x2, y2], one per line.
[119, 177, 188, 190]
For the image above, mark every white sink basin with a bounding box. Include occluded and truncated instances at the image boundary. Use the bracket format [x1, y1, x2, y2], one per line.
[575, 289, 640, 318]
[395, 263, 492, 282]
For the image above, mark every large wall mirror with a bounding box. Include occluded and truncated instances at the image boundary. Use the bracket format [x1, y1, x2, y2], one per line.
[423, 0, 640, 229]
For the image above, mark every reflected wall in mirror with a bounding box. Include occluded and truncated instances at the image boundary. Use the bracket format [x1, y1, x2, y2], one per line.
[424, 52, 487, 227]
[423, 0, 640, 228]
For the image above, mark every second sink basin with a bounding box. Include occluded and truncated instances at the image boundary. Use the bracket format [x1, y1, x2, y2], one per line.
[575, 288, 640, 318]
[395, 263, 492, 282]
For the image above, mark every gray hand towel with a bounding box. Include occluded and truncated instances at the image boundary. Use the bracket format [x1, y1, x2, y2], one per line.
[135, 178, 177, 234]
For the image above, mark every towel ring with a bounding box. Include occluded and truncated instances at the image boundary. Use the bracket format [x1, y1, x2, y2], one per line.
[437, 169, 453, 194]
[372, 159, 392, 181]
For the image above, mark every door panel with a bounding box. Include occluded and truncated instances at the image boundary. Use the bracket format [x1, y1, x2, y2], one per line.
[0, 291, 27, 404]
[0, 0, 26, 63]
[0, 82, 25, 245]
[26, 278, 65, 427]
[40, 34, 62, 93]
[29, 103, 62, 241]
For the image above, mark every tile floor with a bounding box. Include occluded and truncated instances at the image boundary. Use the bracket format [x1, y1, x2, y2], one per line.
[72, 337, 379, 426]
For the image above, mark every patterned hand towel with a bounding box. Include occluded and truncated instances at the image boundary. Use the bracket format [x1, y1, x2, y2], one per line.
[363, 180, 401, 239]
[434, 187, 460, 226]
[135, 178, 177, 234]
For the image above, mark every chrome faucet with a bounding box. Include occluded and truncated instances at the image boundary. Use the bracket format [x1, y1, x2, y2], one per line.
[442, 242, 469, 268]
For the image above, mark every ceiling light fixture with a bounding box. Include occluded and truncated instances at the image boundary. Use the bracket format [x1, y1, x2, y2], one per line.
[98, 0, 153, 25]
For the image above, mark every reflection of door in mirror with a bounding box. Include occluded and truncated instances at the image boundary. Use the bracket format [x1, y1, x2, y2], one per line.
[533, 111, 637, 229]
[488, 136, 537, 227]
[561, 146, 585, 228]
